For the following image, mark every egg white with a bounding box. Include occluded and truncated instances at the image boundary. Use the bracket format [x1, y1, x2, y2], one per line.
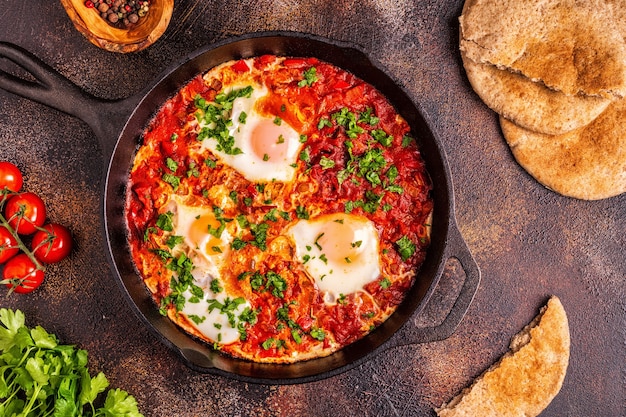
[164, 196, 254, 344]
[199, 84, 303, 183]
[166, 195, 232, 280]
[288, 213, 382, 303]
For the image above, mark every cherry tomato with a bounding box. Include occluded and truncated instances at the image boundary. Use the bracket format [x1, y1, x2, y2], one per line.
[31, 223, 73, 264]
[0, 225, 19, 263]
[2, 253, 44, 294]
[4, 192, 46, 235]
[0, 161, 23, 192]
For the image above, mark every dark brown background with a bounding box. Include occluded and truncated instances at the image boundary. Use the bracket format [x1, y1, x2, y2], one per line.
[1, 1, 624, 416]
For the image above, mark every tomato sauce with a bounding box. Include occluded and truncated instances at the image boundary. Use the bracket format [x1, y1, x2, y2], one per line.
[125, 56, 433, 363]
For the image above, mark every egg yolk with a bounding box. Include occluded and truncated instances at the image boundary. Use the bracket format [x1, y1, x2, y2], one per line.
[188, 214, 224, 256]
[250, 118, 292, 162]
[316, 220, 363, 264]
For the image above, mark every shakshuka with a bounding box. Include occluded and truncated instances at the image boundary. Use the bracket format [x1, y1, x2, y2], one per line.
[125, 55, 433, 363]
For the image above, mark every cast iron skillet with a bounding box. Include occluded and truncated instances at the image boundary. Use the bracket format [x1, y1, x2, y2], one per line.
[0, 32, 480, 384]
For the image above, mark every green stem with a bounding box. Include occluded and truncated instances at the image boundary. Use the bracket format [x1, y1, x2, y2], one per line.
[21, 382, 43, 415]
[0, 193, 44, 271]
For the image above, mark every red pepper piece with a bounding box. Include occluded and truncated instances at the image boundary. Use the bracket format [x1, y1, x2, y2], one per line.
[331, 79, 351, 90]
[231, 59, 250, 72]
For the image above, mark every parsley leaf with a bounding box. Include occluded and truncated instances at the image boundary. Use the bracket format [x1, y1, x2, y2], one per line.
[156, 212, 174, 232]
[0, 308, 144, 417]
[395, 235, 416, 261]
[310, 327, 326, 341]
[371, 129, 394, 147]
[295, 206, 310, 219]
[319, 156, 336, 169]
[162, 173, 181, 190]
[298, 67, 318, 87]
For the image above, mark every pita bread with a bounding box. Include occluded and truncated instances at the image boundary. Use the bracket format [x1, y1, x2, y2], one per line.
[436, 296, 570, 417]
[604, 0, 626, 40]
[461, 53, 611, 135]
[460, 0, 626, 98]
[501, 100, 626, 200]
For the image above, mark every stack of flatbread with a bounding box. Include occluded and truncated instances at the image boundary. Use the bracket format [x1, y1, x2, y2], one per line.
[436, 296, 570, 417]
[459, 0, 626, 200]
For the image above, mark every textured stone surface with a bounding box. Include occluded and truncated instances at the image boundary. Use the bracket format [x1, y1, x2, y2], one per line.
[0, 1, 624, 416]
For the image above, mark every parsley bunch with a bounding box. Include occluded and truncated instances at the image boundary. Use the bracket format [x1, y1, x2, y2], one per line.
[0, 308, 143, 417]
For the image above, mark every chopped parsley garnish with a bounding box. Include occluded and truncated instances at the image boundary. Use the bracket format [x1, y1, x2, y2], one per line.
[317, 117, 332, 129]
[264, 208, 279, 222]
[189, 314, 206, 324]
[236, 214, 249, 228]
[380, 277, 392, 289]
[299, 146, 311, 164]
[387, 164, 399, 183]
[358, 107, 379, 125]
[186, 161, 200, 178]
[165, 235, 184, 248]
[143, 226, 158, 241]
[162, 173, 181, 190]
[262, 337, 285, 350]
[266, 271, 287, 298]
[295, 206, 310, 219]
[298, 66, 318, 87]
[395, 235, 416, 261]
[210, 279, 223, 294]
[207, 296, 247, 328]
[250, 222, 270, 250]
[205, 158, 217, 168]
[310, 327, 326, 341]
[194, 86, 254, 155]
[156, 211, 174, 232]
[159, 252, 197, 313]
[165, 157, 178, 172]
[358, 147, 387, 177]
[248, 270, 288, 298]
[332, 107, 364, 138]
[291, 330, 302, 344]
[338, 293, 347, 305]
[319, 156, 336, 169]
[371, 129, 394, 147]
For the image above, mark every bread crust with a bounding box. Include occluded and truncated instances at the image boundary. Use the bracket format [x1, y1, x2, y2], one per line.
[460, 0, 626, 98]
[461, 53, 611, 135]
[436, 296, 570, 417]
[501, 100, 626, 200]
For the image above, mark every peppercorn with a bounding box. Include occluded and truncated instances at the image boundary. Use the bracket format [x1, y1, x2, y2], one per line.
[84, 0, 150, 29]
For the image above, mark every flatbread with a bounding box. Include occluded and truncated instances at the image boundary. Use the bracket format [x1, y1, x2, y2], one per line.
[501, 100, 626, 200]
[604, 0, 626, 40]
[461, 53, 611, 135]
[460, 0, 626, 98]
[436, 296, 570, 417]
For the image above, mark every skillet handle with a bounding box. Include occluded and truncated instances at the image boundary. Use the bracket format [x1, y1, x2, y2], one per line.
[384, 221, 480, 349]
[0, 42, 135, 161]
